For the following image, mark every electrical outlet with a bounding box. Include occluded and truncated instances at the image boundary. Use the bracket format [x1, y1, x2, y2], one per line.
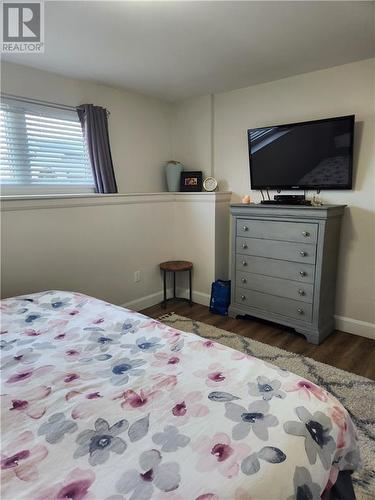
[134, 270, 141, 283]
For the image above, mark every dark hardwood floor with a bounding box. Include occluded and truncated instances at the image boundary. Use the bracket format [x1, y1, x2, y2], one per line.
[142, 301, 375, 380]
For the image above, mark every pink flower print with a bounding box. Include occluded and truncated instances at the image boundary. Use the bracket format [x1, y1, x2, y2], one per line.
[151, 374, 178, 391]
[194, 363, 238, 388]
[34, 468, 96, 500]
[327, 467, 341, 495]
[1, 431, 48, 481]
[1, 347, 41, 370]
[231, 351, 254, 361]
[6, 369, 32, 384]
[151, 352, 182, 369]
[64, 348, 82, 361]
[65, 390, 82, 401]
[58, 345, 88, 363]
[115, 388, 163, 412]
[4, 385, 51, 420]
[70, 391, 104, 420]
[86, 392, 102, 400]
[72, 292, 89, 303]
[52, 372, 81, 391]
[71, 402, 99, 420]
[196, 495, 218, 500]
[156, 492, 185, 500]
[161, 329, 185, 351]
[141, 320, 167, 331]
[192, 433, 250, 478]
[169, 391, 209, 426]
[65, 373, 80, 383]
[46, 319, 69, 330]
[22, 328, 48, 338]
[53, 328, 80, 343]
[189, 339, 225, 356]
[52, 371, 91, 390]
[235, 488, 252, 500]
[163, 329, 182, 341]
[156, 491, 186, 500]
[5, 365, 53, 386]
[330, 405, 348, 449]
[68, 309, 80, 316]
[283, 379, 328, 401]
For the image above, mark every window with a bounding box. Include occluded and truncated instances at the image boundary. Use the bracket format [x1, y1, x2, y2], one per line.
[0, 97, 94, 195]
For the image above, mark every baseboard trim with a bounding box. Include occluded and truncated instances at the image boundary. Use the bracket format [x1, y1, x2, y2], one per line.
[123, 293, 374, 341]
[175, 287, 211, 307]
[122, 288, 211, 312]
[193, 291, 211, 307]
[334, 315, 375, 340]
[122, 290, 165, 312]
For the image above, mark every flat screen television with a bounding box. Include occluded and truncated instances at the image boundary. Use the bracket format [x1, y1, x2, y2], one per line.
[248, 115, 354, 190]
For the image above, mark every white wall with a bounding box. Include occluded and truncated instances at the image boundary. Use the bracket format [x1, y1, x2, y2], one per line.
[0, 193, 231, 307]
[170, 95, 213, 179]
[171, 59, 375, 336]
[1, 62, 172, 193]
[1, 196, 173, 305]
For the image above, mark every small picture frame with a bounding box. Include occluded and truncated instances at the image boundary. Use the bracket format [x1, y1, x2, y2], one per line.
[180, 171, 203, 192]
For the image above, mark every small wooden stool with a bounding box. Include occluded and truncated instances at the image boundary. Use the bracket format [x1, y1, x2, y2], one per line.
[159, 261, 193, 309]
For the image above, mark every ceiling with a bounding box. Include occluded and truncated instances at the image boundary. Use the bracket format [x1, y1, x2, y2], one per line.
[2, 1, 374, 102]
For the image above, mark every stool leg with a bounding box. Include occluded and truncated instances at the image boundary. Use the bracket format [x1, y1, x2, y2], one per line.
[163, 270, 167, 309]
[189, 268, 192, 306]
[173, 271, 176, 299]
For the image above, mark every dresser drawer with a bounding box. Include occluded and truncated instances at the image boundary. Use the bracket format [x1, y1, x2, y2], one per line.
[236, 238, 316, 264]
[235, 287, 313, 322]
[235, 254, 315, 283]
[236, 271, 313, 303]
[236, 219, 318, 244]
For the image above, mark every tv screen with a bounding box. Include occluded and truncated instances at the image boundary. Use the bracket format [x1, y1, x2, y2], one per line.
[248, 115, 354, 190]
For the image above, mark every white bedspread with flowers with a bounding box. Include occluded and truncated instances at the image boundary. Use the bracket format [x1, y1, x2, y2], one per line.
[1, 291, 360, 499]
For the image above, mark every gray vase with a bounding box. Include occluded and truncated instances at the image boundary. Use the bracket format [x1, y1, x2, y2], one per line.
[165, 162, 184, 192]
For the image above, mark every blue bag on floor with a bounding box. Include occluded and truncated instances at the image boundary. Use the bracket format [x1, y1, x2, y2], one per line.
[209, 279, 231, 315]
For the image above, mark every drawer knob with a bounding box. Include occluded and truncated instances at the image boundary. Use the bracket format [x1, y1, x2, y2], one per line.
[241, 277, 247, 284]
[241, 295, 246, 301]
[298, 289, 305, 296]
[243, 225, 249, 231]
[300, 251, 307, 257]
[299, 270, 306, 277]
[302, 231, 310, 237]
[297, 308, 304, 315]
[242, 261, 247, 266]
[242, 243, 248, 249]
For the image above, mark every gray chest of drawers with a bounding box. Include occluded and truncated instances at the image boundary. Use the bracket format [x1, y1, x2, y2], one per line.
[228, 204, 346, 344]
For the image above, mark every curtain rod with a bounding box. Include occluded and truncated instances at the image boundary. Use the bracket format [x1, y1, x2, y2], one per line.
[1, 93, 77, 112]
[1, 93, 110, 115]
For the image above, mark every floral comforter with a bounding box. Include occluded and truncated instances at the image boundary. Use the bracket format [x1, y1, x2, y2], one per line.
[1, 291, 360, 500]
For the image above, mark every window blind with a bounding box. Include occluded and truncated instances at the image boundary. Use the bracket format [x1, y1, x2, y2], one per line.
[0, 97, 94, 193]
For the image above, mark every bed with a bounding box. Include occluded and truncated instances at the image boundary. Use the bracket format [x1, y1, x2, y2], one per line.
[1, 291, 360, 499]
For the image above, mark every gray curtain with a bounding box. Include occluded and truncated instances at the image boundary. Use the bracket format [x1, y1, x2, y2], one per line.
[77, 104, 118, 193]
